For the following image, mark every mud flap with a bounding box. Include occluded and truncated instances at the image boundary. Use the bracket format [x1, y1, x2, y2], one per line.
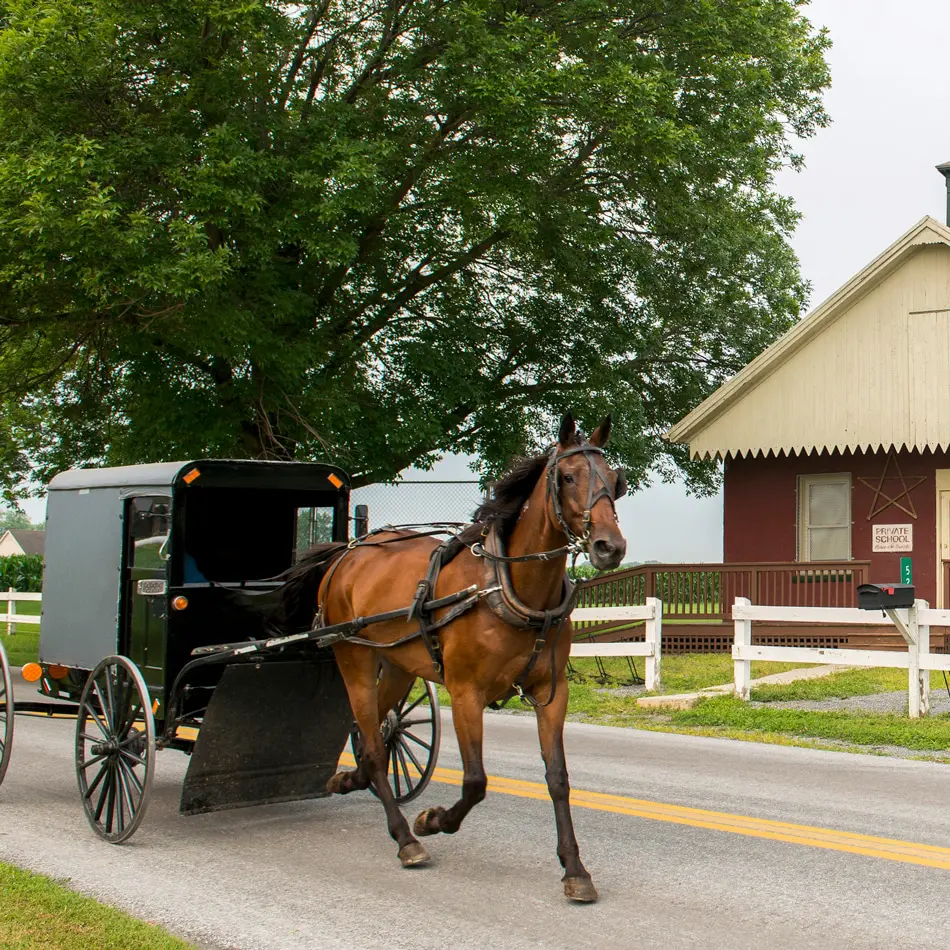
[180, 659, 352, 816]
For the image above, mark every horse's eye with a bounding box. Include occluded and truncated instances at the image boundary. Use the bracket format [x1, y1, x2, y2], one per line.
[563, 474, 574, 485]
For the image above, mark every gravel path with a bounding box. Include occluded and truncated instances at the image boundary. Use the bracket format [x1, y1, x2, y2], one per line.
[751, 690, 950, 715]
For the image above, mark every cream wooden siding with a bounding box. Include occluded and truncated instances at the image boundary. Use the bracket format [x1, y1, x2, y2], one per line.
[685, 242, 950, 460]
[0, 532, 25, 556]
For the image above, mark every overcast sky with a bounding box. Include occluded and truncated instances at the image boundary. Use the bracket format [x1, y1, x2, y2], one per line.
[17, 1, 950, 560]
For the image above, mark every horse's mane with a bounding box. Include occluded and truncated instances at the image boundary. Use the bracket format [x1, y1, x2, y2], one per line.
[460, 439, 577, 545]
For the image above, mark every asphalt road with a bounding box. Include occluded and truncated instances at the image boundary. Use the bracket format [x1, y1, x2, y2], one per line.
[3, 690, 950, 949]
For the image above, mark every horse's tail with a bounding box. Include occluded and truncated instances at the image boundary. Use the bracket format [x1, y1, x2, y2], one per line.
[279, 542, 348, 630]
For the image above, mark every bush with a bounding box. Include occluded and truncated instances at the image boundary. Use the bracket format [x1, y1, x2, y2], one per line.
[0, 554, 44, 592]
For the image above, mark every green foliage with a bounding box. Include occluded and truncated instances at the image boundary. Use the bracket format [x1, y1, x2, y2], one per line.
[0, 553, 43, 591]
[0, 506, 32, 529]
[0, 0, 830, 495]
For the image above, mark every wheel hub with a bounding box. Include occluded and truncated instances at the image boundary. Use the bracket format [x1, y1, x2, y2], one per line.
[380, 709, 399, 744]
[90, 738, 119, 756]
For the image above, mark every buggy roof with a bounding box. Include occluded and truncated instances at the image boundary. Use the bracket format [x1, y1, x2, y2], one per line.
[47, 459, 349, 493]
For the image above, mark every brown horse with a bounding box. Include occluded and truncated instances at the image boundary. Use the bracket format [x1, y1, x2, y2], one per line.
[282, 413, 627, 902]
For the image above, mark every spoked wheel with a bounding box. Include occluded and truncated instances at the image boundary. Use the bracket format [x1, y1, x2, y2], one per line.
[75, 655, 155, 843]
[0, 640, 13, 787]
[351, 678, 441, 805]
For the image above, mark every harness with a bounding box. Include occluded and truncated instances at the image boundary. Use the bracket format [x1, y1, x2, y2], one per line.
[312, 442, 623, 708]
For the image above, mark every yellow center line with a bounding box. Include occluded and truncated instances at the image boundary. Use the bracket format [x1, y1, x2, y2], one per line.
[338, 752, 950, 870]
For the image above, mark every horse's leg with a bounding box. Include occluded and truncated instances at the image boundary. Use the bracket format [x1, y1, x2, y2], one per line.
[535, 675, 597, 903]
[328, 661, 417, 795]
[414, 685, 486, 836]
[329, 646, 430, 867]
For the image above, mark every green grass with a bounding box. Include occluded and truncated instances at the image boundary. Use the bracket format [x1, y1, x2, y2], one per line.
[670, 696, 950, 752]
[1, 600, 40, 666]
[569, 653, 812, 694]
[0, 861, 195, 949]
[750, 666, 911, 702]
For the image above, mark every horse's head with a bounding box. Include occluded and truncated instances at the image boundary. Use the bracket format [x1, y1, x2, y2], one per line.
[547, 412, 628, 571]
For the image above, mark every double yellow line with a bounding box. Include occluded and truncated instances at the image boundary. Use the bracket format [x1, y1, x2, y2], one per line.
[343, 753, 950, 871]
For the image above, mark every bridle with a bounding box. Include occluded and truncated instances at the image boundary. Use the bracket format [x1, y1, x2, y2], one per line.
[545, 443, 625, 553]
[471, 442, 626, 563]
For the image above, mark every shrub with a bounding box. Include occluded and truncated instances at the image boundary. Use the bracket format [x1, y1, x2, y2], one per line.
[0, 554, 44, 592]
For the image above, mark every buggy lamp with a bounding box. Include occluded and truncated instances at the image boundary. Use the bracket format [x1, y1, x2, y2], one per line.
[171, 595, 189, 611]
[21, 663, 42, 683]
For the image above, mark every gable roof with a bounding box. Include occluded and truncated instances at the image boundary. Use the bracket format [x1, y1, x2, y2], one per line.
[3, 529, 44, 556]
[667, 216, 950, 459]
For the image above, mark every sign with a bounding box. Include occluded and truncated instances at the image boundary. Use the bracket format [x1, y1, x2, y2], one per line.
[872, 524, 913, 552]
[900, 557, 913, 584]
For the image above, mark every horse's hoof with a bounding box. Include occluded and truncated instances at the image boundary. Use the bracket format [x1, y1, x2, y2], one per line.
[326, 771, 349, 795]
[563, 876, 598, 903]
[413, 807, 443, 837]
[398, 842, 431, 868]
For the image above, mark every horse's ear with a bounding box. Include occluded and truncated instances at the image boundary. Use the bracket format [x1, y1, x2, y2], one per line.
[558, 412, 576, 446]
[589, 415, 612, 447]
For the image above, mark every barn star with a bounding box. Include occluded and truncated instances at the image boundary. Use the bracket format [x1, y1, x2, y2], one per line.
[856, 450, 925, 520]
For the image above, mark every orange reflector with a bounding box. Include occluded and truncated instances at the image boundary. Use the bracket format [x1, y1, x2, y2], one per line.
[327, 473, 343, 489]
[183, 467, 201, 484]
[48, 664, 69, 680]
[21, 662, 42, 683]
[171, 595, 189, 611]
[152, 699, 160, 714]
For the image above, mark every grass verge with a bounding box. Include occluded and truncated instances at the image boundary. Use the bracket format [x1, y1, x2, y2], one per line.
[0, 861, 194, 949]
[1, 600, 40, 666]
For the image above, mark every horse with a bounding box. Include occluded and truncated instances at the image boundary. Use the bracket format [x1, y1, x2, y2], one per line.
[281, 412, 627, 902]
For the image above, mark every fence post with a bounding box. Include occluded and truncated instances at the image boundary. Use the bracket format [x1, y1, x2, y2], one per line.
[733, 596, 752, 700]
[5, 587, 14, 637]
[645, 597, 662, 691]
[911, 600, 930, 719]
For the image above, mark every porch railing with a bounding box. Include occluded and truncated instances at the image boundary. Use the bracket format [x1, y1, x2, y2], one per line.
[573, 560, 870, 636]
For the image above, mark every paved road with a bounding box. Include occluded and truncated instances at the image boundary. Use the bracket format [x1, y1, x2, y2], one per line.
[3, 694, 950, 949]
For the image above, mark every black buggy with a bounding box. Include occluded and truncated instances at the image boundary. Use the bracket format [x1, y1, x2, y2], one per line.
[0, 460, 440, 842]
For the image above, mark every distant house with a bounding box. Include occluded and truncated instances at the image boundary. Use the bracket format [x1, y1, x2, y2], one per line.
[0, 529, 45, 557]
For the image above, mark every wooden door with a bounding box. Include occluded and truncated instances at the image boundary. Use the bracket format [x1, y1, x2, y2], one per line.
[939, 488, 950, 607]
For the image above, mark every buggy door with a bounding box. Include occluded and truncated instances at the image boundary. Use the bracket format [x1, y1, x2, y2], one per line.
[123, 496, 171, 695]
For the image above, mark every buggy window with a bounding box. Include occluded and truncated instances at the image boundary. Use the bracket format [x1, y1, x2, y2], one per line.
[295, 507, 334, 558]
[180, 488, 338, 583]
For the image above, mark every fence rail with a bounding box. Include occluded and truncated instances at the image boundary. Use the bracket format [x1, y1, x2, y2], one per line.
[0, 588, 42, 636]
[570, 600, 662, 690]
[731, 597, 950, 719]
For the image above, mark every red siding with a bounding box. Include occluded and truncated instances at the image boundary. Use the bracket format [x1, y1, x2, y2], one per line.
[724, 448, 950, 606]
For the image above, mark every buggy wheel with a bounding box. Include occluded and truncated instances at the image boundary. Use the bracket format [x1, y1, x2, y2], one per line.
[75, 656, 155, 843]
[351, 678, 441, 805]
[0, 640, 13, 786]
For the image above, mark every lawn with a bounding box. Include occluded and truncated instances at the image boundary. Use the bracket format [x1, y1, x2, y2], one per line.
[0, 599, 40, 666]
[0, 862, 194, 949]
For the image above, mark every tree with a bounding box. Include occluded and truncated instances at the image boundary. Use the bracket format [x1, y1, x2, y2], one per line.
[0, 506, 33, 530]
[0, 0, 829, 495]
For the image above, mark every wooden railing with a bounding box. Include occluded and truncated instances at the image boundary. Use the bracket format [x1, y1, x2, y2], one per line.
[573, 561, 870, 635]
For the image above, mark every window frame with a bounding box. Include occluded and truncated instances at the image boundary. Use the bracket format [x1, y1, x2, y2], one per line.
[797, 473, 852, 562]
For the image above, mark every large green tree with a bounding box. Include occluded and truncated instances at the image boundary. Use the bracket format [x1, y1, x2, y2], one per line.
[0, 0, 829, 498]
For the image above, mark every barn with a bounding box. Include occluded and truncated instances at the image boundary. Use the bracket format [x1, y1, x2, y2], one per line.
[668, 212, 950, 612]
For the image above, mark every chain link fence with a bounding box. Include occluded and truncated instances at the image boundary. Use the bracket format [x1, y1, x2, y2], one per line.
[350, 481, 484, 533]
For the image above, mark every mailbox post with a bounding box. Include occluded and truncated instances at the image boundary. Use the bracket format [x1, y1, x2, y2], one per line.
[857, 584, 929, 718]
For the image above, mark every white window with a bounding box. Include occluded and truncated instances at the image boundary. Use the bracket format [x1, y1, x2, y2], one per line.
[798, 474, 851, 561]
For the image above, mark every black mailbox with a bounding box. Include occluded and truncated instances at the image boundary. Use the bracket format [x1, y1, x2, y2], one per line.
[857, 583, 915, 610]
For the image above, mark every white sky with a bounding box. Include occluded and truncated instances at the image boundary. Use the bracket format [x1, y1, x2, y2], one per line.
[17, 0, 950, 561]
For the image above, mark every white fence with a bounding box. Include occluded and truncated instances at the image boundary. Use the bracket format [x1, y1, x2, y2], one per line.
[732, 597, 950, 718]
[570, 599, 662, 690]
[0, 588, 41, 636]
